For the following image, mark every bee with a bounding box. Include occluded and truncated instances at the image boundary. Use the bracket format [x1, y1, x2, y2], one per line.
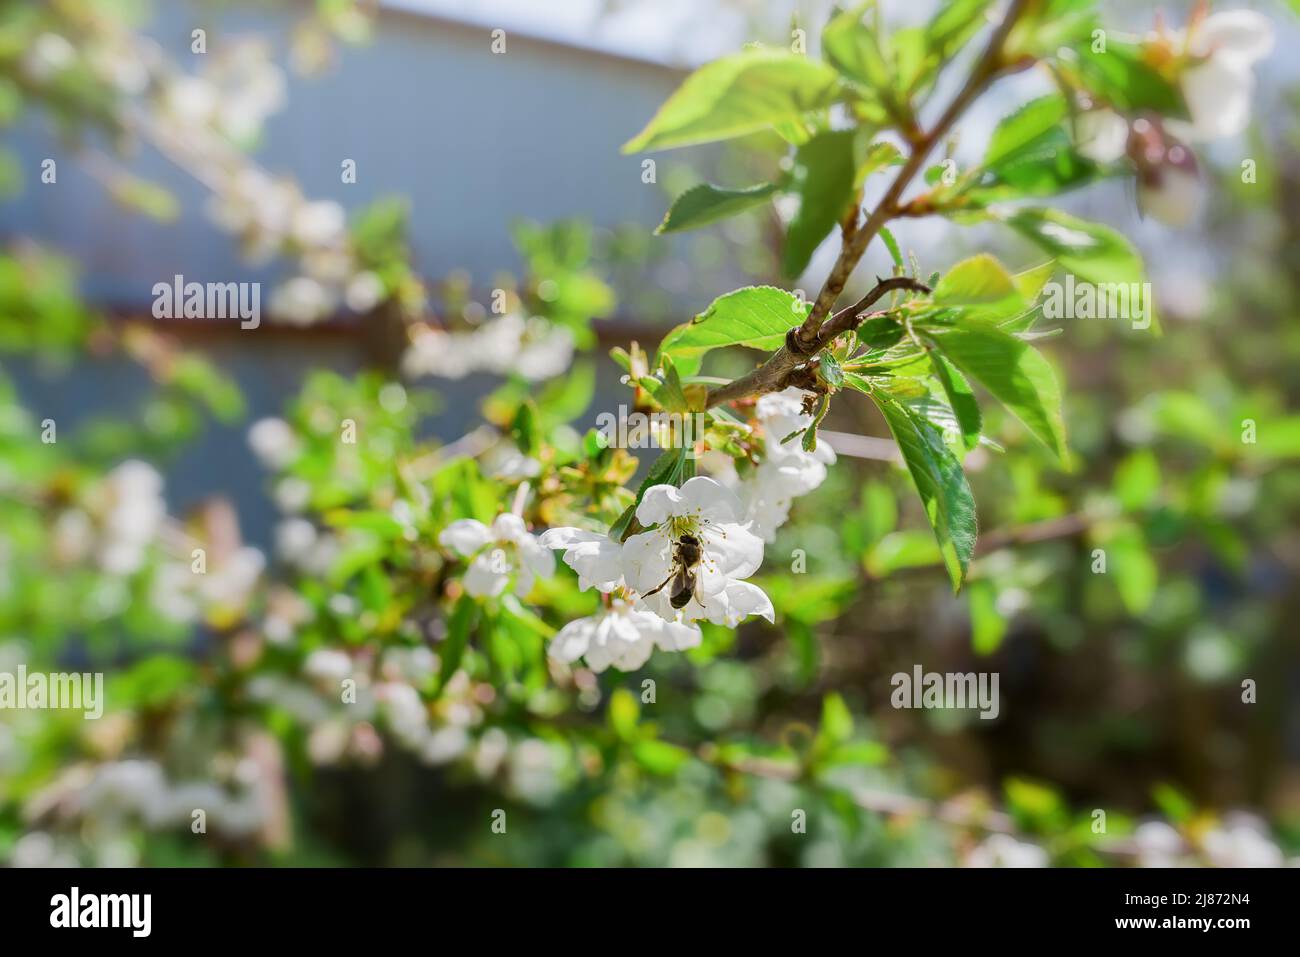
[642, 533, 705, 610]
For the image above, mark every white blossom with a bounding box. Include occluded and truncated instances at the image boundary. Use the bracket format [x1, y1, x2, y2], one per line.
[718, 389, 835, 543]
[1133, 820, 1186, 868]
[270, 276, 335, 326]
[401, 314, 572, 382]
[152, 546, 265, 624]
[1172, 10, 1274, 143]
[247, 417, 299, 470]
[621, 477, 771, 626]
[538, 527, 625, 593]
[964, 833, 1048, 868]
[96, 460, 166, 576]
[1073, 108, 1129, 164]
[756, 389, 836, 492]
[304, 649, 353, 686]
[482, 441, 542, 481]
[291, 200, 347, 248]
[548, 598, 701, 672]
[1202, 813, 1284, 868]
[345, 271, 386, 313]
[515, 323, 575, 380]
[439, 513, 555, 598]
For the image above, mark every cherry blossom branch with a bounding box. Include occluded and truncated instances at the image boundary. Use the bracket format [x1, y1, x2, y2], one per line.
[704, 276, 930, 407]
[704, 0, 1032, 411]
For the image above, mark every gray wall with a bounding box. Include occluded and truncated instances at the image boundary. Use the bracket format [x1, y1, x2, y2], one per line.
[0, 1, 688, 305]
[1, 2, 709, 545]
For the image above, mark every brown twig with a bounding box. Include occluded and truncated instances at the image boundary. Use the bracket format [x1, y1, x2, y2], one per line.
[703, 275, 930, 408]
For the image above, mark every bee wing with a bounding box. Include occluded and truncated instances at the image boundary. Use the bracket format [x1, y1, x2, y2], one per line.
[670, 566, 689, 598]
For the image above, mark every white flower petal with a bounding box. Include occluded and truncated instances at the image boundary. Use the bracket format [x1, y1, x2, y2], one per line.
[611, 637, 656, 671]
[490, 513, 529, 544]
[538, 527, 602, 549]
[1190, 10, 1274, 65]
[1180, 57, 1254, 141]
[622, 528, 673, 596]
[635, 483, 685, 527]
[636, 476, 744, 527]
[675, 476, 744, 523]
[438, 519, 492, 557]
[702, 580, 775, 627]
[539, 528, 624, 592]
[742, 488, 792, 544]
[463, 553, 508, 597]
[549, 617, 597, 663]
[518, 536, 555, 579]
[513, 564, 535, 597]
[639, 588, 687, 623]
[701, 521, 764, 581]
[1074, 109, 1129, 163]
[645, 614, 703, 652]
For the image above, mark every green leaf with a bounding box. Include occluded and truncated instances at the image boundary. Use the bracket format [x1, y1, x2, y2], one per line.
[872, 389, 977, 589]
[801, 394, 830, 452]
[632, 739, 691, 775]
[1006, 0, 1099, 61]
[1004, 208, 1138, 284]
[933, 253, 1018, 307]
[656, 180, 781, 234]
[783, 129, 858, 277]
[1005, 776, 1068, 831]
[1074, 41, 1188, 118]
[818, 352, 845, 390]
[1099, 522, 1158, 615]
[819, 692, 854, 745]
[1113, 448, 1160, 512]
[1152, 783, 1195, 824]
[927, 323, 1069, 462]
[436, 595, 478, 694]
[856, 315, 905, 352]
[1001, 208, 1157, 332]
[857, 140, 905, 183]
[826, 741, 890, 768]
[622, 50, 842, 153]
[970, 128, 1102, 204]
[510, 399, 540, 457]
[930, 353, 981, 451]
[879, 225, 904, 270]
[982, 94, 1068, 169]
[1012, 260, 1055, 303]
[657, 286, 808, 371]
[968, 580, 1008, 655]
[926, 0, 992, 61]
[822, 3, 890, 91]
[651, 355, 691, 413]
[609, 446, 688, 540]
[608, 688, 641, 741]
[865, 529, 943, 576]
